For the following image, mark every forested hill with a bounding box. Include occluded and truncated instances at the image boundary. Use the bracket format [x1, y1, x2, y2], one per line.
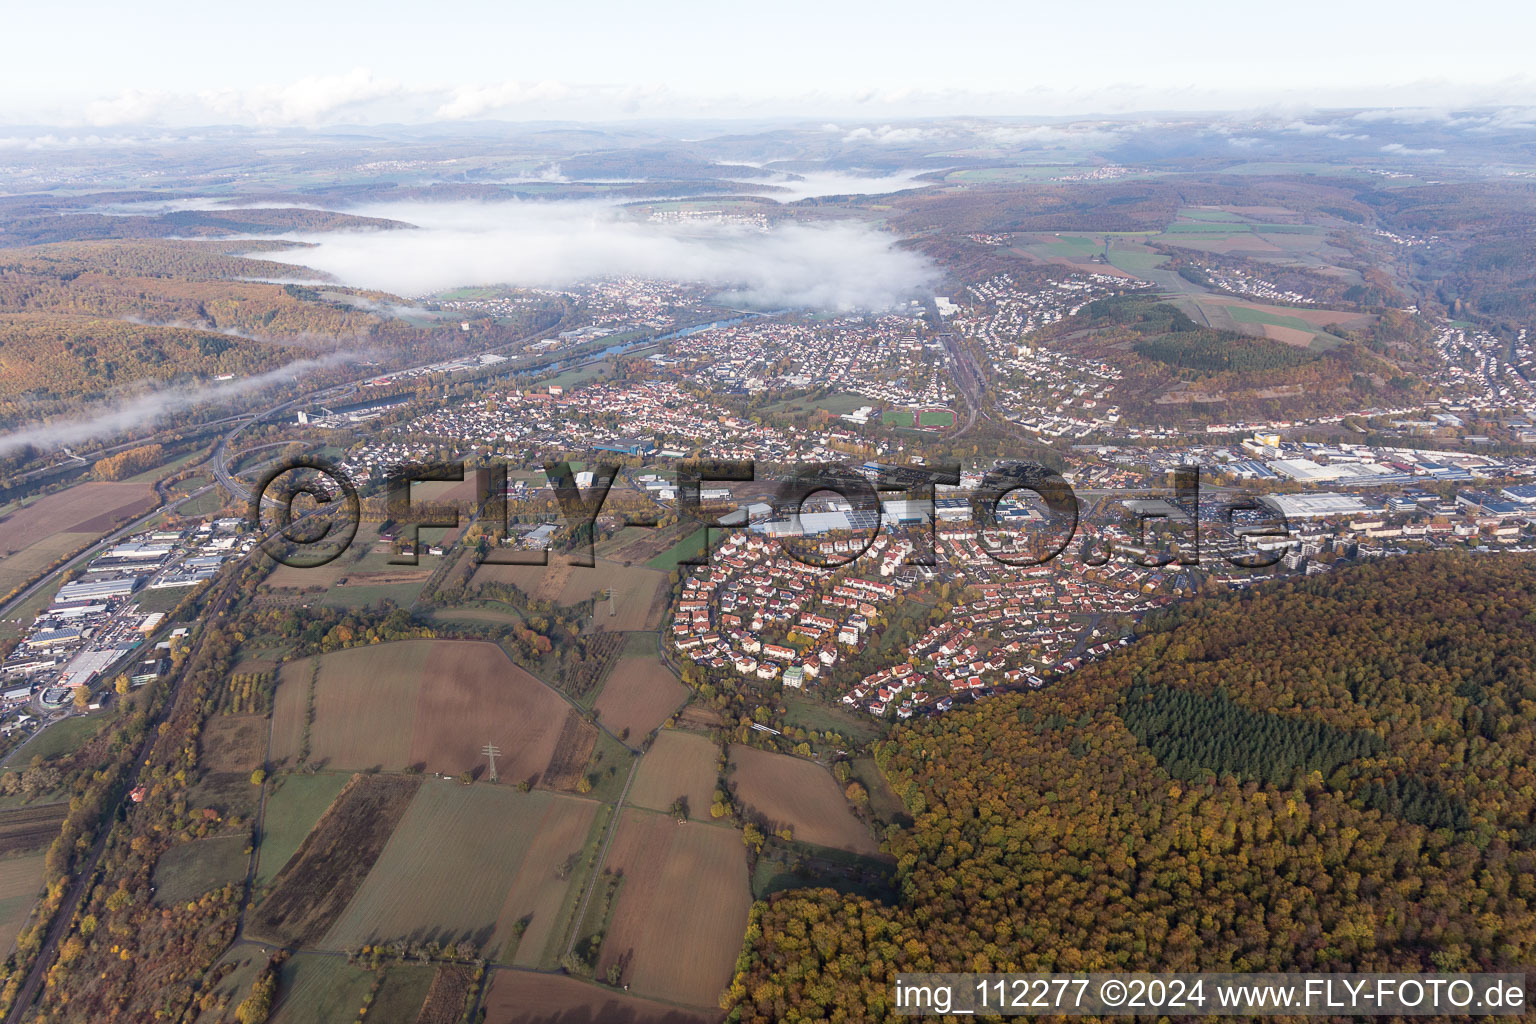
[727, 553, 1536, 1022]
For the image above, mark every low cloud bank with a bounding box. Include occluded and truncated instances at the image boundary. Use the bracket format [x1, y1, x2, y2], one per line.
[265, 201, 937, 311]
[0, 353, 359, 455]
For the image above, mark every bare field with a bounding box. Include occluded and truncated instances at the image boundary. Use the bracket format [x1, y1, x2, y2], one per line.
[495, 796, 602, 968]
[269, 640, 576, 785]
[0, 851, 46, 954]
[543, 710, 599, 791]
[629, 731, 719, 818]
[0, 481, 156, 551]
[250, 773, 421, 947]
[473, 558, 669, 632]
[483, 972, 719, 1024]
[1258, 324, 1319, 347]
[200, 714, 268, 773]
[727, 744, 880, 856]
[0, 481, 156, 596]
[594, 654, 687, 740]
[1197, 294, 1374, 329]
[598, 810, 751, 1008]
[0, 803, 66, 857]
[323, 782, 595, 955]
[414, 966, 472, 1024]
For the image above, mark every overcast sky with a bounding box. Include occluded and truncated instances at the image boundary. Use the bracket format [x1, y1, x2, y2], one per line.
[6, 0, 1535, 125]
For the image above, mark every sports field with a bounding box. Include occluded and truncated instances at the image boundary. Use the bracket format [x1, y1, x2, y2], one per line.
[597, 810, 752, 1007]
[269, 639, 576, 784]
[728, 744, 880, 855]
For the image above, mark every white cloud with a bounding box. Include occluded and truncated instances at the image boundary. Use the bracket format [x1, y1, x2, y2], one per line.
[262, 201, 938, 311]
[198, 68, 402, 125]
[754, 170, 935, 203]
[841, 124, 935, 145]
[1379, 142, 1446, 155]
[84, 89, 169, 126]
[983, 124, 1129, 150]
[435, 79, 576, 119]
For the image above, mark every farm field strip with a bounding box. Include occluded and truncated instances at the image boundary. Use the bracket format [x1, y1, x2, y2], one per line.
[0, 804, 67, 857]
[250, 773, 421, 947]
[592, 653, 689, 741]
[728, 744, 881, 856]
[628, 730, 720, 817]
[0, 851, 47, 955]
[596, 809, 752, 1007]
[322, 782, 595, 954]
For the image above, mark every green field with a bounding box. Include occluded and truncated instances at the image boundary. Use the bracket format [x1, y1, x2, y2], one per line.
[782, 695, 888, 747]
[583, 729, 637, 805]
[851, 757, 909, 826]
[269, 954, 377, 1024]
[645, 527, 708, 571]
[368, 967, 437, 1021]
[1179, 208, 1246, 222]
[1162, 221, 1254, 235]
[0, 852, 46, 954]
[321, 781, 598, 961]
[134, 586, 195, 614]
[761, 390, 871, 419]
[153, 834, 249, 905]
[4, 712, 115, 768]
[256, 772, 350, 887]
[881, 409, 916, 428]
[1041, 234, 1103, 258]
[918, 409, 955, 427]
[1226, 305, 1321, 332]
[1106, 248, 1171, 274]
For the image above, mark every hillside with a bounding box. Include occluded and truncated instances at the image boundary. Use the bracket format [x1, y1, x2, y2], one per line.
[1039, 293, 1427, 423]
[728, 553, 1536, 1021]
[0, 241, 387, 425]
